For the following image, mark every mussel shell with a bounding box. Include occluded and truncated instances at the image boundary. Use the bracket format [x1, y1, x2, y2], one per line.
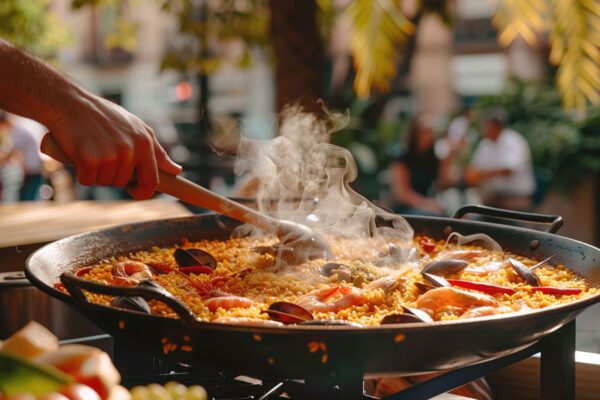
[422, 272, 451, 288]
[174, 248, 217, 270]
[507, 258, 540, 286]
[415, 281, 435, 293]
[403, 306, 434, 323]
[380, 307, 433, 324]
[136, 279, 173, 297]
[137, 279, 163, 290]
[381, 313, 423, 324]
[110, 296, 151, 314]
[376, 243, 404, 266]
[320, 263, 353, 282]
[298, 319, 363, 327]
[263, 302, 314, 324]
[422, 259, 469, 276]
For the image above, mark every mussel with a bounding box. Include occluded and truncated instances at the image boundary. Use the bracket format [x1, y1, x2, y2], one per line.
[421, 259, 469, 276]
[415, 281, 436, 293]
[376, 243, 412, 266]
[422, 272, 451, 288]
[507, 258, 540, 286]
[320, 263, 353, 282]
[174, 248, 217, 273]
[507, 255, 555, 286]
[137, 279, 163, 290]
[262, 302, 314, 324]
[110, 296, 151, 313]
[380, 307, 433, 324]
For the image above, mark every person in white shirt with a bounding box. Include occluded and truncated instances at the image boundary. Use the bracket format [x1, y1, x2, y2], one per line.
[465, 109, 535, 210]
[0, 111, 44, 200]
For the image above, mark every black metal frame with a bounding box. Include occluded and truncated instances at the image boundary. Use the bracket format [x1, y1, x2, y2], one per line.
[108, 320, 575, 399]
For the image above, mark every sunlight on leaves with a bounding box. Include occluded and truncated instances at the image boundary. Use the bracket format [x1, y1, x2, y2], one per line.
[495, 0, 600, 112]
[344, 0, 414, 99]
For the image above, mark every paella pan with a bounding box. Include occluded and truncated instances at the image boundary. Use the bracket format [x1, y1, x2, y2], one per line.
[25, 205, 600, 380]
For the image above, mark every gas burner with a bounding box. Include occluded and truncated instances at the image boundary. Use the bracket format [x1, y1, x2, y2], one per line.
[64, 321, 576, 400]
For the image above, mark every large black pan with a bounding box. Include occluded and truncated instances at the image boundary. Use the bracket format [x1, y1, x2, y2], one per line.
[25, 206, 600, 384]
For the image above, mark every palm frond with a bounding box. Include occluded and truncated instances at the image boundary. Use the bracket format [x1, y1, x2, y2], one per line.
[344, 0, 414, 99]
[493, 0, 547, 46]
[549, 0, 600, 110]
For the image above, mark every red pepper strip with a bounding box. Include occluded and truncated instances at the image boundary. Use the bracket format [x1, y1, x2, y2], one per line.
[419, 238, 435, 252]
[179, 266, 213, 275]
[447, 279, 516, 295]
[53, 282, 65, 291]
[75, 267, 92, 277]
[529, 287, 582, 296]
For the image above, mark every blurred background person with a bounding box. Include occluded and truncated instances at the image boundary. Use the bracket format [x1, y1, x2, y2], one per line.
[0, 111, 44, 201]
[388, 115, 449, 216]
[465, 108, 535, 210]
[446, 107, 472, 152]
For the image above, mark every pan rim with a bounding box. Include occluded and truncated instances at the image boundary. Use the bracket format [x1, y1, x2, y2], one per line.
[24, 213, 600, 334]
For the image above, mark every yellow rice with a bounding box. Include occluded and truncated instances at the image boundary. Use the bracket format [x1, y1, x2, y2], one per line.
[75, 234, 597, 326]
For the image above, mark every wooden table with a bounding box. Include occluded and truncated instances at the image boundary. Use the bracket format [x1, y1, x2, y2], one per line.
[0, 199, 193, 270]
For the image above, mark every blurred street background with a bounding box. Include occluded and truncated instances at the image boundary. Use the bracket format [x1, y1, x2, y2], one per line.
[1, 0, 599, 350]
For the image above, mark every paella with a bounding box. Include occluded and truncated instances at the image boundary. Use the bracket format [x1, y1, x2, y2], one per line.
[56, 231, 597, 326]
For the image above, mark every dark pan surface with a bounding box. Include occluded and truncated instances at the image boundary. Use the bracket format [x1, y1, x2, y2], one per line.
[25, 214, 600, 378]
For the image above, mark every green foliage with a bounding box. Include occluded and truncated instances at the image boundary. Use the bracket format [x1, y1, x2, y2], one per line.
[476, 78, 600, 193]
[493, 0, 600, 112]
[0, 0, 70, 57]
[159, 0, 269, 74]
[343, 0, 414, 98]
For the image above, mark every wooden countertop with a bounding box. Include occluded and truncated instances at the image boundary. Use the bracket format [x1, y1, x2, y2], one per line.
[0, 199, 193, 247]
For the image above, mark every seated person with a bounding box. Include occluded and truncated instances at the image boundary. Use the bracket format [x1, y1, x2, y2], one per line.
[465, 108, 535, 210]
[388, 116, 448, 215]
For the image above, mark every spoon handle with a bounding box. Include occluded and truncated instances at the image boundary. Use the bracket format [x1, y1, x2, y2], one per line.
[40, 133, 278, 233]
[157, 172, 277, 232]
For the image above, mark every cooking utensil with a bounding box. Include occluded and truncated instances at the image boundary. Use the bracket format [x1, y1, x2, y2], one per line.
[40, 134, 333, 263]
[25, 205, 600, 381]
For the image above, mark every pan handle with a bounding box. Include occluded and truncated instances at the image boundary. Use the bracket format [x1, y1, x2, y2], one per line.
[453, 205, 564, 234]
[60, 273, 201, 328]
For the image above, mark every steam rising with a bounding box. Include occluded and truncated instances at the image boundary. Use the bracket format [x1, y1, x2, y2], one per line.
[233, 107, 414, 263]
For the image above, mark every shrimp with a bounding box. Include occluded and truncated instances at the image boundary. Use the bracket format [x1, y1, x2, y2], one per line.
[205, 295, 256, 312]
[112, 261, 153, 283]
[459, 305, 514, 319]
[415, 287, 497, 317]
[295, 284, 366, 313]
[211, 317, 284, 327]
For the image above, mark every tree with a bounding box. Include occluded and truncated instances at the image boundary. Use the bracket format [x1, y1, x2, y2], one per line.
[0, 0, 70, 57]
[9, 0, 599, 113]
[269, 0, 324, 115]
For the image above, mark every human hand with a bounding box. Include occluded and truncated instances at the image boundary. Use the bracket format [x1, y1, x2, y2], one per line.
[422, 198, 444, 214]
[47, 92, 182, 199]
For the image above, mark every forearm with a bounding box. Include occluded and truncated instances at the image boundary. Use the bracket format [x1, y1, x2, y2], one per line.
[0, 39, 87, 129]
[0, 39, 181, 198]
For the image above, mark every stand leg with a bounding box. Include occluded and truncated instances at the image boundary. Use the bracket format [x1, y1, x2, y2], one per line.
[541, 320, 575, 400]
